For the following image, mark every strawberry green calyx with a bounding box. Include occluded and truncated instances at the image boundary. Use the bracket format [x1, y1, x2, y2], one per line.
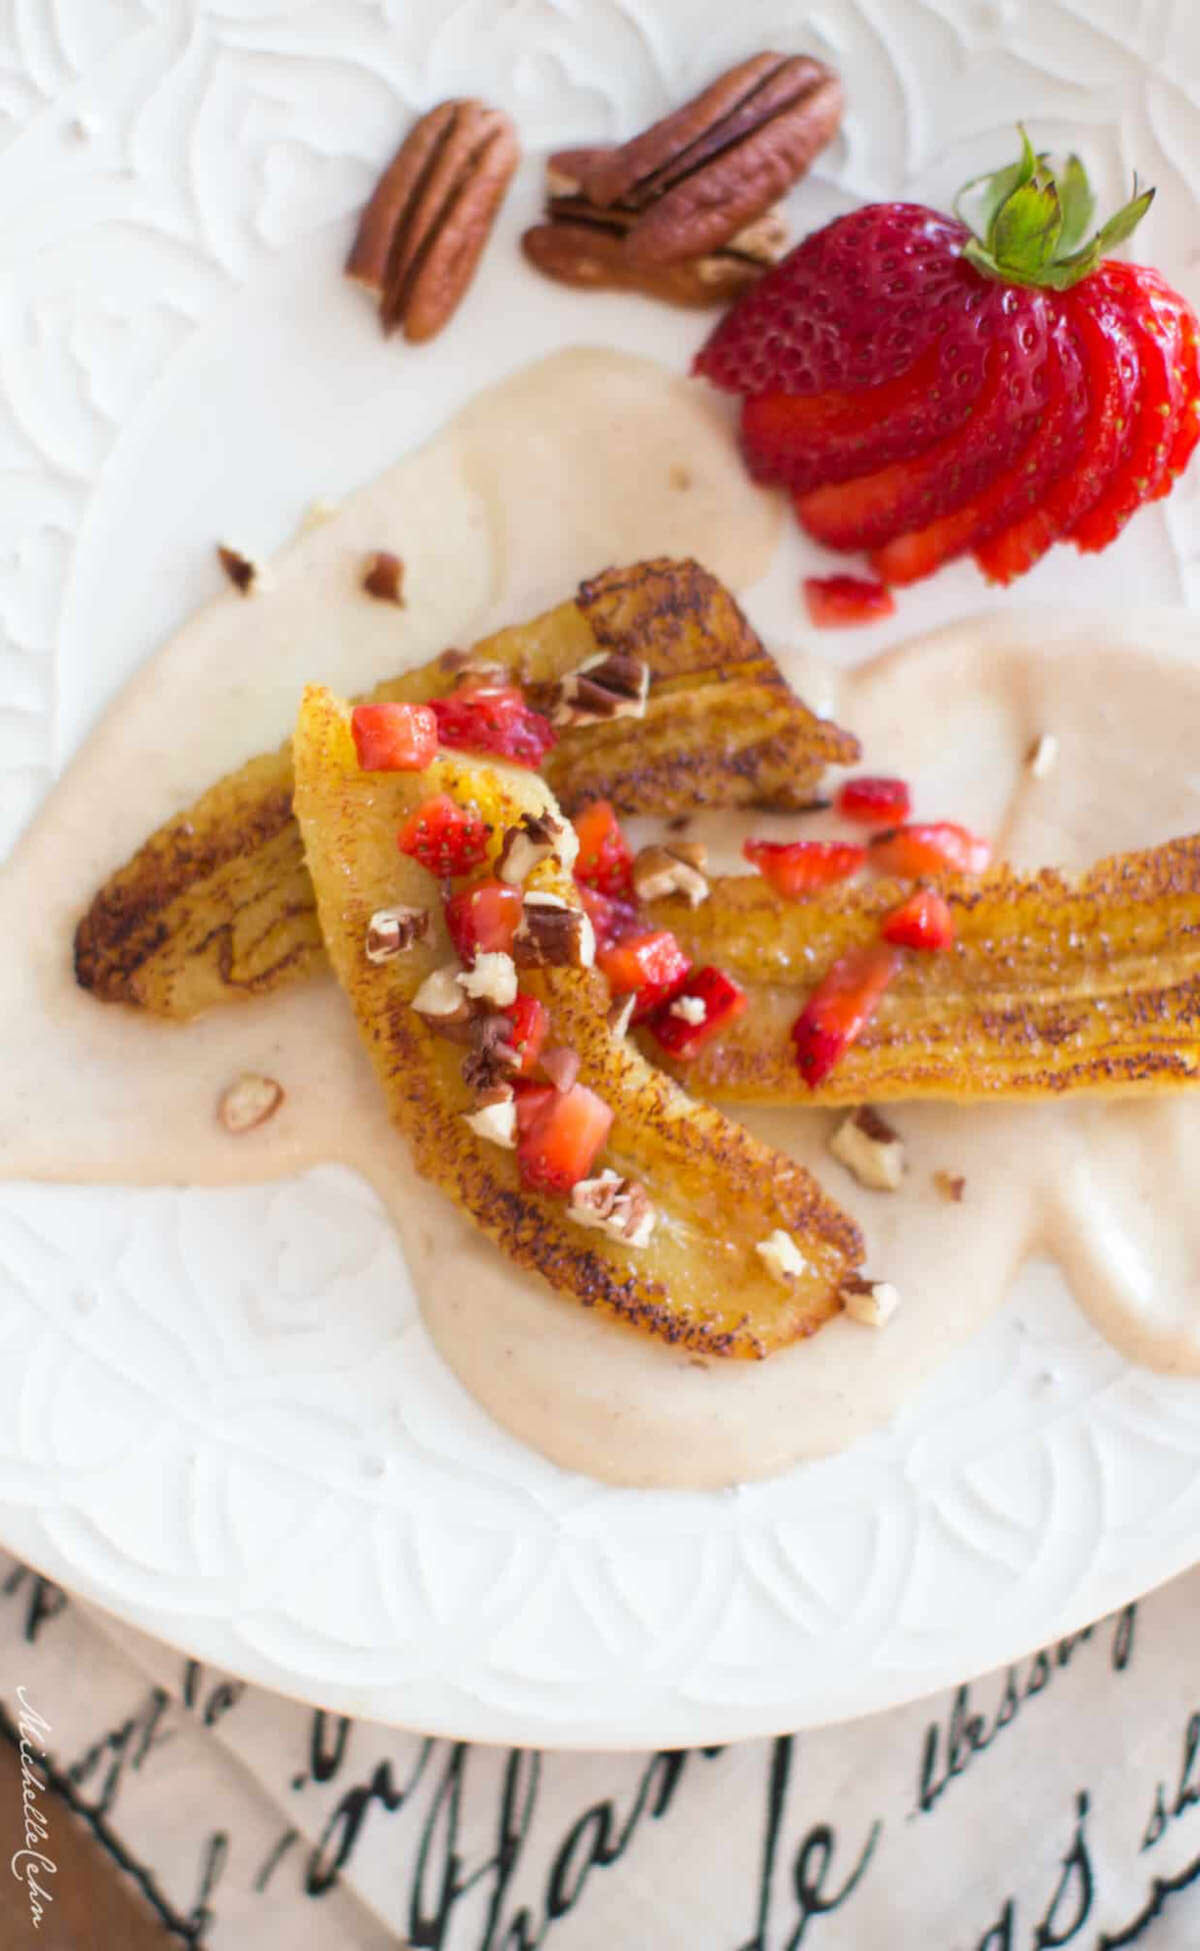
[955, 127, 1154, 291]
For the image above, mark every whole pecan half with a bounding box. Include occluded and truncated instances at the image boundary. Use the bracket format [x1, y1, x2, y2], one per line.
[347, 99, 519, 343]
[521, 214, 777, 309]
[544, 52, 841, 267]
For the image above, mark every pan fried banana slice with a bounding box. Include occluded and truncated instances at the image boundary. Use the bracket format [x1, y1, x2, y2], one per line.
[75, 558, 855, 1019]
[292, 684, 864, 1358]
[642, 840, 1200, 1103]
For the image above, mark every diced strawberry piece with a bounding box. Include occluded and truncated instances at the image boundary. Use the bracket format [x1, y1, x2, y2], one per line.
[871, 323, 1089, 586]
[803, 575, 896, 628]
[975, 283, 1141, 585]
[739, 343, 979, 496]
[794, 335, 1053, 553]
[869, 821, 991, 878]
[791, 941, 901, 1088]
[647, 966, 747, 1060]
[397, 793, 490, 877]
[444, 878, 522, 963]
[513, 1079, 556, 1136]
[597, 929, 691, 1000]
[578, 882, 641, 951]
[881, 888, 955, 951]
[743, 838, 865, 898]
[429, 685, 557, 769]
[835, 776, 912, 826]
[572, 800, 635, 899]
[351, 702, 438, 772]
[502, 994, 549, 1076]
[1070, 262, 1190, 552]
[517, 1083, 614, 1195]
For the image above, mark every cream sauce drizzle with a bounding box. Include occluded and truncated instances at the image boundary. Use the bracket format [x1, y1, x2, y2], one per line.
[1, 351, 1198, 1488]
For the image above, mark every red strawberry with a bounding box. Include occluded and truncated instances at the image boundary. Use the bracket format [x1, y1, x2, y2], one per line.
[698, 131, 1192, 589]
[1162, 300, 1200, 488]
[739, 342, 977, 497]
[429, 684, 556, 769]
[742, 838, 865, 898]
[835, 776, 912, 826]
[597, 929, 691, 1009]
[869, 822, 991, 878]
[872, 321, 1088, 585]
[1070, 262, 1191, 552]
[976, 278, 1140, 584]
[802, 575, 895, 627]
[646, 966, 747, 1060]
[577, 882, 641, 951]
[351, 702, 438, 772]
[791, 941, 901, 1088]
[794, 335, 1053, 553]
[503, 994, 549, 1076]
[513, 1079, 556, 1136]
[517, 1083, 614, 1195]
[572, 800, 635, 900]
[444, 878, 523, 963]
[881, 888, 955, 950]
[697, 205, 988, 399]
[397, 794, 490, 877]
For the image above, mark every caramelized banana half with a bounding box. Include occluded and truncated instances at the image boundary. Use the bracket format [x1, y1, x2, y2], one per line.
[292, 685, 864, 1358]
[643, 839, 1200, 1103]
[74, 558, 856, 1020]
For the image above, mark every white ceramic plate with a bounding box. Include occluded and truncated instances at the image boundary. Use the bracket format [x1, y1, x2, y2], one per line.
[3, 0, 1200, 1749]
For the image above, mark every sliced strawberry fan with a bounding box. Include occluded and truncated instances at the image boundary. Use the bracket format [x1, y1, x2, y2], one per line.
[871, 319, 1088, 585]
[794, 325, 1053, 552]
[697, 127, 1199, 591]
[1068, 262, 1189, 552]
[976, 278, 1140, 584]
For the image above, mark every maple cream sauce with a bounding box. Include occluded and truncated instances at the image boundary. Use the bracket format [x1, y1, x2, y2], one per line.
[1, 349, 1198, 1488]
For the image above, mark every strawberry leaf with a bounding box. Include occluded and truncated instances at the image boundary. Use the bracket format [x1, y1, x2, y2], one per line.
[1056, 154, 1095, 255]
[955, 124, 1039, 239]
[989, 175, 1063, 281]
[1094, 183, 1155, 253]
[955, 130, 1155, 291]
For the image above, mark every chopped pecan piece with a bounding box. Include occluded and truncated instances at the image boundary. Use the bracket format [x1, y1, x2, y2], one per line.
[842, 1276, 902, 1328]
[458, 950, 518, 1007]
[462, 1012, 520, 1093]
[412, 963, 472, 1024]
[632, 842, 710, 907]
[496, 811, 565, 885]
[346, 99, 519, 344]
[524, 52, 841, 302]
[216, 544, 267, 595]
[569, 1169, 656, 1248]
[552, 652, 650, 726]
[218, 1072, 284, 1134]
[362, 551, 406, 604]
[933, 1170, 966, 1204]
[513, 892, 595, 969]
[829, 1106, 905, 1192]
[755, 1228, 808, 1282]
[365, 904, 428, 962]
[463, 1091, 517, 1148]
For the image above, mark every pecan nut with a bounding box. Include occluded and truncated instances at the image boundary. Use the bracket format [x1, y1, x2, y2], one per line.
[521, 218, 768, 309]
[525, 51, 840, 302]
[346, 99, 519, 344]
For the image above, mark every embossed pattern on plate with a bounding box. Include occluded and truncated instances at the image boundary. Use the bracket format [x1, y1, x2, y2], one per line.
[1, 0, 1199, 1746]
